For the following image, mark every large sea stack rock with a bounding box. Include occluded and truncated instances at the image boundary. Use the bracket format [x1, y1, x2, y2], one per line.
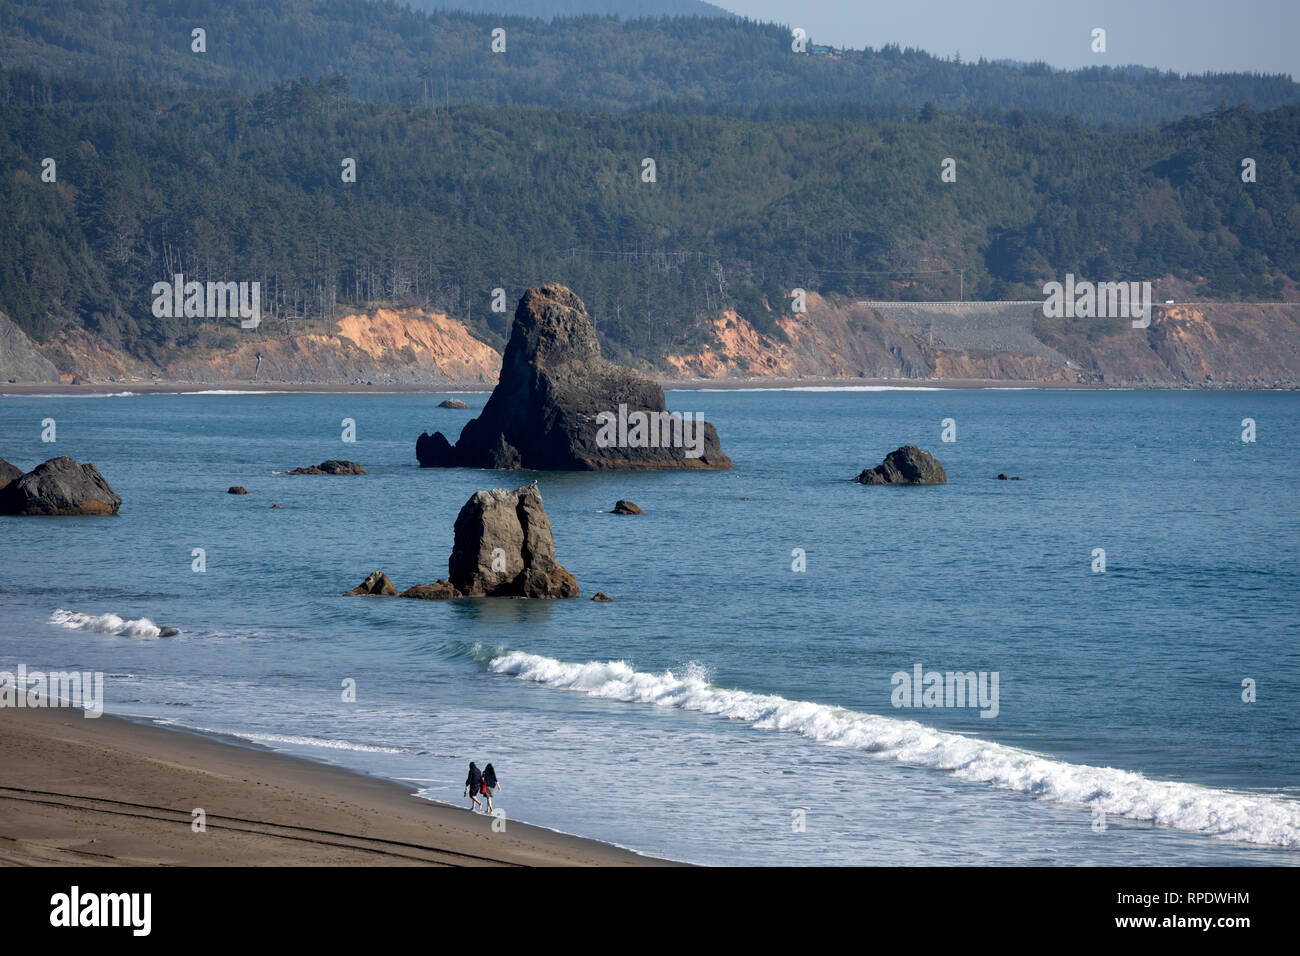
[344, 485, 579, 600]
[0, 456, 122, 515]
[441, 485, 579, 597]
[417, 284, 732, 470]
[855, 446, 947, 485]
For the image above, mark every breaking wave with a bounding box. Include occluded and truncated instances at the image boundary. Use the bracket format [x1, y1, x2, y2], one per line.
[467, 643, 1300, 850]
[48, 609, 176, 639]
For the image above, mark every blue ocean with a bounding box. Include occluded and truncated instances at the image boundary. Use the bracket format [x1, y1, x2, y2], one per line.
[1, 387, 1297, 865]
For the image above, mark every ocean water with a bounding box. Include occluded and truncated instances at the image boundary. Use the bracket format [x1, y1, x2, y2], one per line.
[1, 387, 1297, 865]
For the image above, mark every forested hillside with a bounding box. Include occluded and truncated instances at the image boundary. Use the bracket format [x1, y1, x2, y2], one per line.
[2, 67, 1295, 367]
[401, 0, 731, 17]
[0, 0, 1295, 125]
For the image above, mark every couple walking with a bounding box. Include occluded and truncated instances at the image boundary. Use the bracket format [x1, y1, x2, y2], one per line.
[464, 761, 502, 813]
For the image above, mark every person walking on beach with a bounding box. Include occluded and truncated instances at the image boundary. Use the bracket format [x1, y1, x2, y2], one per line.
[482, 763, 501, 814]
[465, 761, 484, 812]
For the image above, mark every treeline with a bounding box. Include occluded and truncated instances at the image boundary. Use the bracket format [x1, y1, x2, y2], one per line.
[401, 0, 731, 17]
[0, 0, 1296, 127]
[1, 71, 1295, 365]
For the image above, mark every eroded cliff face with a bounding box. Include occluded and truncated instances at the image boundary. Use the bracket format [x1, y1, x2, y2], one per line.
[1035, 303, 1300, 387]
[14, 296, 1300, 388]
[0, 311, 61, 382]
[664, 296, 1300, 387]
[32, 308, 503, 385]
[664, 294, 1072, 383]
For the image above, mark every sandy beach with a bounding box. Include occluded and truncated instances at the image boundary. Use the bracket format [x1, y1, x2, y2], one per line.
[0, 707, 673, 866]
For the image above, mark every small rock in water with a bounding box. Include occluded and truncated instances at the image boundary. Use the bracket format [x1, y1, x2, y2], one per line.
[591, 592, 613, 602]
[228, 485, 249, 495]
[285, 459, 367, 475]
[344, 570, 398, 596]
[855, 446, 947, 485]
[437, 399, 469, 409]
[612, 500, 643, 515]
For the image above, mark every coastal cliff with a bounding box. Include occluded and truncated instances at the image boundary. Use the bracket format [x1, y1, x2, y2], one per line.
[8, 297, 1300, 390]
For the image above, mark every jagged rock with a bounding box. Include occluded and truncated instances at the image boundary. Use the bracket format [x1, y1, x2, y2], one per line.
[345, 485, 578, 600]
[0, 456, 122, 515]
[228, 485, 249, 495]
[285, 459, 367, 475]
[612, 500, 643, 515]
[591, 592, 613, 602]
[442, 485, 578, 598]
[417, 284, 732, 470]
[344, 570, 398, 596]
[437, 399, 469, 409]
[855, 446, 947, 485]
[0, 457, 23, 489]
[415, 431, 456, 467]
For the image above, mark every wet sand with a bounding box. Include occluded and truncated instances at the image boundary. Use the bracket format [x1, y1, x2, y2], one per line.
[0, 707, 674, 866]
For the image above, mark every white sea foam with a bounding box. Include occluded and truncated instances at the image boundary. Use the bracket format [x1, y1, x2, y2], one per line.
[0, 391, 138, 398]
[484, 648, 1300, 849]
[48, 609, 169, 639]
[682, 385, 949, 392]
[191, 727, 405, 754]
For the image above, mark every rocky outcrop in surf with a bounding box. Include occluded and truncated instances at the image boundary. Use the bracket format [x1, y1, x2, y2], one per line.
[344, 570, 398, 596]
[417, 284, 732, 470]
[344, 484, 579, 600]
[0, 456, 122, 515]
[612, 500, 643, 514]
[855, 446, 947, 485]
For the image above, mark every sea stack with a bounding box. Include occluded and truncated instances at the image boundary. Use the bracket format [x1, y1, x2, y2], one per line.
[855, 446, 947, 485]
[344, 485, 579, 600]
[0, 456, 122, 515]
[417, 284, 732, 470]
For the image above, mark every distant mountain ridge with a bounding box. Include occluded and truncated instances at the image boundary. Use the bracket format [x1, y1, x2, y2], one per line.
[400, 0, 732, 17]
[0, 0, 1295, 125]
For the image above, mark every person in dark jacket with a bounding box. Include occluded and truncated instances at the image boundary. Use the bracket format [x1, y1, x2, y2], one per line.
[464, 761, 483, 812]
[482, 763, 502, 814]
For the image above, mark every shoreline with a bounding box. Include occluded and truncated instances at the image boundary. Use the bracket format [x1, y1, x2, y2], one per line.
[3, 377, 1293, 396]
[0, 706, 677, 866]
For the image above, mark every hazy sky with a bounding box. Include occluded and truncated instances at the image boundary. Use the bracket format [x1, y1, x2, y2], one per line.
[714, 0, 1298, 77]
